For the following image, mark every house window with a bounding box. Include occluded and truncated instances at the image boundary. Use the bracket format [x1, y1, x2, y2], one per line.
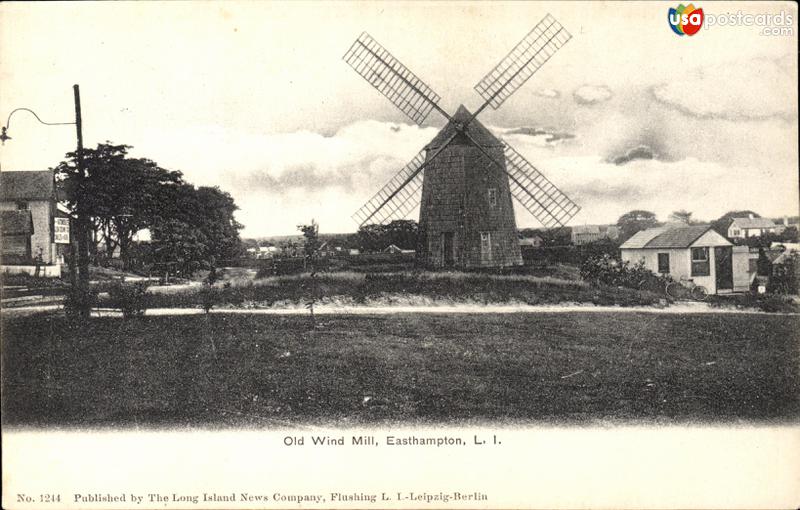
[480, 232, 492, 261]
[691, 247, 710, 276]
[657, 253, 670, 274]
[16, 201, 28, 210]
[487, 188, 497, 207]
[731, 229, 740, 237]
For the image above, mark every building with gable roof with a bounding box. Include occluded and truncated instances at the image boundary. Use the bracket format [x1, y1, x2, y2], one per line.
[1, 170, 62, 276]
[571, 224, 620, 245]
[727, 215, 781, 239]
[620, 225, 733, 294]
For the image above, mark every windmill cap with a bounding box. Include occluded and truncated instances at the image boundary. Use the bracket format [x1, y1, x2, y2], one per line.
[425, 105, 503, 149]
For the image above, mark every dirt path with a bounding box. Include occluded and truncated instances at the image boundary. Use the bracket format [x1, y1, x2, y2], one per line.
[3, 302, 797, 317]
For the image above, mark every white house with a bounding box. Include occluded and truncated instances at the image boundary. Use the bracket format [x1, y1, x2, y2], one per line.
[727, 215, 781, 239]
[519, 235, 544, 248]
[383, 244, 415, 254]
[620, 225, 734, 295]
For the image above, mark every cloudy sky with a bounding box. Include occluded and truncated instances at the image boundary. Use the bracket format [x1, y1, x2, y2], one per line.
[0, 1, 797, 236]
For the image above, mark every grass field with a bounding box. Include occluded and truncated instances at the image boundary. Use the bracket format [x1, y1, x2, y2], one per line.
[2, 311, 799, 428]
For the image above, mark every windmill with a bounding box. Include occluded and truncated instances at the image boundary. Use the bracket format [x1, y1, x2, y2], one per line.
[344, 14, 580, 268]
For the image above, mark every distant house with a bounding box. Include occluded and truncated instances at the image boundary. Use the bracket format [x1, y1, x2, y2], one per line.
[383, 244, 415, 254]
[257, 246, 281, 259]
[519, 235, 544, 248]
[727, 215, 781, 239]
[0, 170, 61, 276]
[571, 224, 620, 245]
[246, 245, 280, 259]
[620, 225, 734, 295]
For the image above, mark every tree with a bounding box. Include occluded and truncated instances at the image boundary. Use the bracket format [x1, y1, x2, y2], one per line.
[617, 210, 658, 242]
[384, 220, 418, 249]
[150, 184, 243, 276]
[298, 220, 320, 327]
[298, 219, 321, 267]
[669, 210, 694, 224]
[519, 226, 572, 246]
[356, 220, 419, 252]
[357, 224, 388, 252]
[54, 143, 183, 269]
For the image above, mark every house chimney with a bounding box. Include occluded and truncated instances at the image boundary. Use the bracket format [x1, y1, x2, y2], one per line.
[749, 213, 754, 219]
[784, 216, 789, 226]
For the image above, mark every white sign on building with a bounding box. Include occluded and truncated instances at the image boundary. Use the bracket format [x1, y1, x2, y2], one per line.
[54, 217, 70, 244]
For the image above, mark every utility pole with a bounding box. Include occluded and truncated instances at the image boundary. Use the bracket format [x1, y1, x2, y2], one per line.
[73, 84, 91, 316]
[1, 86, 91, 315]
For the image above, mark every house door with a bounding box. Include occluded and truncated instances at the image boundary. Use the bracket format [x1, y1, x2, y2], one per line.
[714, 246, 733, 290]
[441, 232, 454, 267]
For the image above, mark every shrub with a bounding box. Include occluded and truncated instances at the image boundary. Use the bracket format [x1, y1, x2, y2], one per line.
[580, 254, 670, 291]
[63, 285, 99, 319]
[198, 284, 221, 313]
[769, 252, 799, 295]
[206, 266, 220, 285]
[108, 281, 149, 318]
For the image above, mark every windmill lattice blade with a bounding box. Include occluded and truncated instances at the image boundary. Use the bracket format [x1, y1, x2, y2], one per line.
[504, 143, 580, 228]
[343, 32, 442, 125]
[352, 151, 426, 227]
[474, 14, 571, 110]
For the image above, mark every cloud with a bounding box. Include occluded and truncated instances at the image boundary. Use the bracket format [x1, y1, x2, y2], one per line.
[499, 126, 576, 147]
[573, 85, 613, 105]
[509, 154, 798, 229]
[650, 56, 796, 121]
[534, 88, 560, 99]
[137, 118, 797, 236]
[608, 145, 656, 166]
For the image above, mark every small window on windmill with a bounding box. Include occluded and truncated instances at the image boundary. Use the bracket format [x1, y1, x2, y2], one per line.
[487, 188, 497, 207]
[480, 232, 492, 260]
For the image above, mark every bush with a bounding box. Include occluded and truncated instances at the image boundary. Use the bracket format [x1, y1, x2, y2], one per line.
[198, 284, 221, 313]
[63, 285, 99, 319]
[769, 253, 799, 295]
[108, 281, 149, 318]
[580, 254, 670, 291]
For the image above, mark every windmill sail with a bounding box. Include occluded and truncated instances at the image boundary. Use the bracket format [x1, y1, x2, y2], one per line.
[503, 143, 580, 228]
[343, 32, 444, 125]
[351, 151, 427, 227]
[474, 14, 571, 110]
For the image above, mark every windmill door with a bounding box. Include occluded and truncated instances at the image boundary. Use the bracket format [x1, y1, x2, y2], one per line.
[714, 246, 733, 291]
[442, 232, 455, 267]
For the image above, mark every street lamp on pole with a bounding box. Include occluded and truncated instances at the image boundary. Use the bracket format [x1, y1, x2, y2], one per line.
[1, 85, 91, 316]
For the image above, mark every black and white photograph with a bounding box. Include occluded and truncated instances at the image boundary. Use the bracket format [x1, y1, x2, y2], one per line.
[1, 1, 798, 508]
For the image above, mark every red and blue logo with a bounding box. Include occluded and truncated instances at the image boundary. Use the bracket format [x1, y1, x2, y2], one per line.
[668, 4, 704, 36]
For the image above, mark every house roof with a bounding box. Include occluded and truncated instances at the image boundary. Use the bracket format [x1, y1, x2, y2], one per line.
[729, 217, 777, 229]
[425, 105, 502, 149]
[0, 171, 55, 201]
[572, 225, 620, 235]
[619, 227, 669, 249]
[572, 225, 600, 235]
[0, 210, 34, 235]
[621, 225, 723, 249]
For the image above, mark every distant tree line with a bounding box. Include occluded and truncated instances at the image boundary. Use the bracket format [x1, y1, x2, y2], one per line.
[55, 143, 242, 275]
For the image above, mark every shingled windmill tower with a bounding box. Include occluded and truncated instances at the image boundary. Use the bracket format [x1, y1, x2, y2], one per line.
[344, 14, 580, 268]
